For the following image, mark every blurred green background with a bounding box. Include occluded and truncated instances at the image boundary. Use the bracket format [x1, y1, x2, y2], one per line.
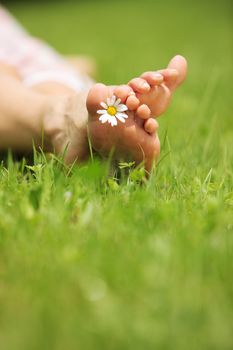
[0, 0, 233, 349]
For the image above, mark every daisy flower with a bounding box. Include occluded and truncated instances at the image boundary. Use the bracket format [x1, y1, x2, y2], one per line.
[97, 95, 128, 127]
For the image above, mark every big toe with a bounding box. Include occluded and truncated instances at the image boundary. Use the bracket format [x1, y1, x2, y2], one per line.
[167, 55, 187, 91]
[86, 83, 109, 115]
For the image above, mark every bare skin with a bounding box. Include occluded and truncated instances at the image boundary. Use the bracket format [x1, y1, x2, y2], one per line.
[87, 55, 187, 172]
[0, 55, 187, 173]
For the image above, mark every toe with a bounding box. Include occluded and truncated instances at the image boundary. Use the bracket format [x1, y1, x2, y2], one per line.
[136, 104, 151, 119]
[114, 85, 133, 103]
[140, 71, 164, 86]
[128, 78, 150, 93]
[86, 83, 108, 114]
[151, 84, 171, 117]
[166, 55, 187, 91]
[126, 95, 140, 110]
[144, 118, 159, 135]
[158, 68, 179, 82]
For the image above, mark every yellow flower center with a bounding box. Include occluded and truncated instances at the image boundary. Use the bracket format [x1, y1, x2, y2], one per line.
[107, 106, 117, 116]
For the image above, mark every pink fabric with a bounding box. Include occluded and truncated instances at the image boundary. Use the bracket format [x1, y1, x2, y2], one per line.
[0, 6, 92, 91]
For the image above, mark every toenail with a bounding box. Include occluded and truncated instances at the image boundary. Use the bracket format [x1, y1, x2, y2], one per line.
[129, 91, 136, 96]
[170, 69, 179, 76]
[142, 82, 150, 89]
[154, 73, 163, 80]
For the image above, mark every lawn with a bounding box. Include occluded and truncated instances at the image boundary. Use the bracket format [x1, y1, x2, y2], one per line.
[0, 0, 233, 349]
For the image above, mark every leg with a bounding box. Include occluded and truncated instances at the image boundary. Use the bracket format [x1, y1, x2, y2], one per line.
[0, 52, 188, 175]
[0, 69, 51, 152]
[0, 67, 89, 163]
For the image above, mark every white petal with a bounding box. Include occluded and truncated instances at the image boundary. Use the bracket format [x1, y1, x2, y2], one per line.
[117, 112, 128, 119]
[116, 113, 128, 122]
[117, 104, 128, 112]
[110, 116, 117, 126]
[110, 95, 116, 105]
[116, 114, 126, 123]
[99, 115, 109, 123]
[100, 102, 108, 109]
[97, 109, 107, 115]
[115, 98, 122, 107]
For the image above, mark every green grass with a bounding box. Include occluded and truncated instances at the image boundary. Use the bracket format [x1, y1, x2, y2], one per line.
[1, 0, 233, 349]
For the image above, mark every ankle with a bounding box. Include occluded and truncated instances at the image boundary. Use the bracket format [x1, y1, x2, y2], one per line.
[42, 93, 89, 161]
[42, 95, 67, 152]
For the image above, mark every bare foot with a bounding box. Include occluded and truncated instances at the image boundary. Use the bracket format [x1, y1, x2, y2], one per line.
[86, 83, 160, 174]
[128, 55, 187, 118]
[43, 56, 187, 174]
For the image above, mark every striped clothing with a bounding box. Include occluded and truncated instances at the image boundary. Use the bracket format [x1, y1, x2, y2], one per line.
[0, 6, 92, 91]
